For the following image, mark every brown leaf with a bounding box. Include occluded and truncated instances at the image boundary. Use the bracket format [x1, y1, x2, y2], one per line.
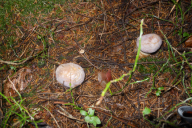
[4, 67, 33, 97]
[185, 36, 192, 47]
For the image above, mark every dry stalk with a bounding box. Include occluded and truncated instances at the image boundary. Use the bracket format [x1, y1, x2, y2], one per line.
[0, 51, 34, 65]
[42, 106, 61, 128]
[57, 105, 85, 123]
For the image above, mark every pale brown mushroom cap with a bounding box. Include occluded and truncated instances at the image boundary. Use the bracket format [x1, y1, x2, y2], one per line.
[56, 63, 85, 88]
[136, 34, 162, 54]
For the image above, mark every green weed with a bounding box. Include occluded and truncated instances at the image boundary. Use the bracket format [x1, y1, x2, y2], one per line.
[137, 57, 170, 74]
[80, 108, 101, 127]
[0, 91, 40, 128]
[97, 19, 149, 103]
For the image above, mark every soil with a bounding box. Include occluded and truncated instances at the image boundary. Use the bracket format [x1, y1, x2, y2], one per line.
[1, 0, 192, 127]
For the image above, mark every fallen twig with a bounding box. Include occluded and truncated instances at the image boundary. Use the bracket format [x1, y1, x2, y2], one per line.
[0, 51, 34, 65]
[56, 105, 85, 123]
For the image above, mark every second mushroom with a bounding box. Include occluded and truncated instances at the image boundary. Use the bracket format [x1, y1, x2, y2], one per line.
[136, 33, 162, 58]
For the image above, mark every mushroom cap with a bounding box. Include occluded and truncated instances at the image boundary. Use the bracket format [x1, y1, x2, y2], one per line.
[56, 63, 85, 88]
[136, 34, 162, 53]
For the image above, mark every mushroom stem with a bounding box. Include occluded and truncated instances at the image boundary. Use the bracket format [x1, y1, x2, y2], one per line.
[135, 47, 150, 58]
[139, 50, 150, 58]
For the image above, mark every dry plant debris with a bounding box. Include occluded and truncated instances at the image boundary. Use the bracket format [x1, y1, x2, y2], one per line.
[3, 67, 33, 97]
[0, 0, 192, 127]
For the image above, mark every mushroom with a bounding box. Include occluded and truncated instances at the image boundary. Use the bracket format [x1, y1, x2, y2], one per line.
[136, 33, 162, 58]
[98, 69, 112, 87]
[56, 63, 85, 88]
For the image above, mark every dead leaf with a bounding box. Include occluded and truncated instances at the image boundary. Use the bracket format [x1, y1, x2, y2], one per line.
[185, 36, 192, 47]
[4, 67, 33, 97]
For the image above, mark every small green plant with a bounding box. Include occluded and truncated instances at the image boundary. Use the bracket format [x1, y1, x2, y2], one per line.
[155, 87, 164, 96]
[178, 31, 190, 38]
[142, 107, 155, 126]
[80, 108, 101, 127]
[142, 107, 151, 116]
[137, 57, 171, 75]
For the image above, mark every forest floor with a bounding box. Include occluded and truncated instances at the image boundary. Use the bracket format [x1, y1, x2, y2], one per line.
[0, 0, 192, 127]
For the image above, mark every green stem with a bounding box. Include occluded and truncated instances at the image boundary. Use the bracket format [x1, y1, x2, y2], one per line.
[100, 19, 144, 97]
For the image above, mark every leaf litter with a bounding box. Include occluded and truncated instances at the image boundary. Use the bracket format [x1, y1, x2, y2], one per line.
[1, 0, 192, 127]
